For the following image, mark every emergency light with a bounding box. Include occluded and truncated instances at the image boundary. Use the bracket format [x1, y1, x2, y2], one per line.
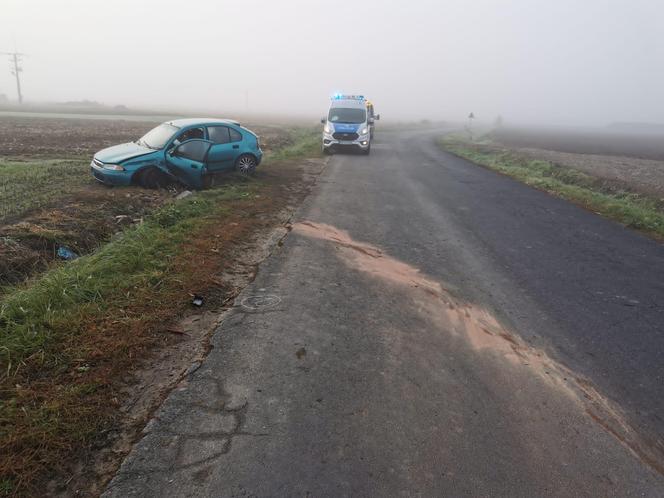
[331, 94, 365, 101]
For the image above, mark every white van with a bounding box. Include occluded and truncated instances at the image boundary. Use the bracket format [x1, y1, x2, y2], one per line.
[321, 95, 379, 155]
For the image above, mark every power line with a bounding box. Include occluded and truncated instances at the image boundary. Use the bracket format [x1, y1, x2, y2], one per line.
[1, 51, 26, 104]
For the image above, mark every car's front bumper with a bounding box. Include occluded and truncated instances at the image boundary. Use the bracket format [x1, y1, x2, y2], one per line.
[90, 161, 132, 186]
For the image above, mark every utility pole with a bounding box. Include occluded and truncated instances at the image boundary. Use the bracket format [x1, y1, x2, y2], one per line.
[2, 51, 25, 104]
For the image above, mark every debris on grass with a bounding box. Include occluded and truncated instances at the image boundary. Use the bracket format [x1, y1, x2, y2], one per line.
[56, 246, 79, 260]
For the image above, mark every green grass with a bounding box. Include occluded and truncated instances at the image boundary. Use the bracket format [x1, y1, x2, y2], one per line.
[439, 136, 664, 239]
[0, 158, 90, 220]
[0, 185, 253, 375]
[267, 128, 321, 161]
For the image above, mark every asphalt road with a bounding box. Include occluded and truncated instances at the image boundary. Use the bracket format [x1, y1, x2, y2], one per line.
[105, 130, 664, 497]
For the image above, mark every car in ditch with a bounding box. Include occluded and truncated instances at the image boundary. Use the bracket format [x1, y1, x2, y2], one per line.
[91, 118, 263, 189]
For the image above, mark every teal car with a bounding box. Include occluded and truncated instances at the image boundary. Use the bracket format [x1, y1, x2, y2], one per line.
[91, 118, 263, 189]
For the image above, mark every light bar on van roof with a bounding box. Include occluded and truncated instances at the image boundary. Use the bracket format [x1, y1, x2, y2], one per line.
[331, 94, 365, 101]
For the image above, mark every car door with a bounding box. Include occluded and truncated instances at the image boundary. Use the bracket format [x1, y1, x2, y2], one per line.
[206, 126, 237, 171]
[165, 139, 213, 189]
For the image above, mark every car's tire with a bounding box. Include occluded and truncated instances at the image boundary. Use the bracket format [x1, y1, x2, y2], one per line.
[363, 144, 371, 155]
[137, 167, 166, 189]
[322, 146, 333, 155]
[235, 154, 257, 174]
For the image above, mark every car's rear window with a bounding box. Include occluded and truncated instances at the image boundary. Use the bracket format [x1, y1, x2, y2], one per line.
[208, 126, 230, 144]
[230, 128, 242, 142]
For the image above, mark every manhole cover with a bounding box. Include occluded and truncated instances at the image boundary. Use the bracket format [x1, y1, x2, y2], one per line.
[241, 294, 281, 310]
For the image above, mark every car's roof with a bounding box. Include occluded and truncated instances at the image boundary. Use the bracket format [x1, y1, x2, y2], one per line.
[166, 118, 241, 128]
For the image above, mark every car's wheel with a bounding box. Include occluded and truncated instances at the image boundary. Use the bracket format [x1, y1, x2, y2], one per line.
[235, 154, 257, 174]
[137, 168, 167, 189]
[322, 146, 333, 155]
[363, 144, 371, 155]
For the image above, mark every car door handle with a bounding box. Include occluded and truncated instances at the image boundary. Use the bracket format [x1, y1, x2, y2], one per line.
[232, 144, 239, 149]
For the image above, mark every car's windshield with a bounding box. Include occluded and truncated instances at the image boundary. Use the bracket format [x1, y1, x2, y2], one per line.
[138, 123, 179, 149]
[328, 108, 366, 124]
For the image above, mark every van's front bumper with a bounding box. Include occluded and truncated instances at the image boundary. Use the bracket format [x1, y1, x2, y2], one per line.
[322, 134, 370, 151]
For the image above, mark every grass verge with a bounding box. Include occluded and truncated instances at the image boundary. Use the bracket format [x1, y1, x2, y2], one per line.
[0, 185, 254, 495]
[267, 128, 321, 161]
[439, 136, 664, 239]
[0, 130, 321, 496]
[0, 158, 89, 220]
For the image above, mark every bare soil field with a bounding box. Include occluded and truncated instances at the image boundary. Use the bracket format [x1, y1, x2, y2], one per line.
[491, 127, 664, 199]
[516, 148, 664, 199]
[0, 116, 294, 157]
[493, 126, 664, 161]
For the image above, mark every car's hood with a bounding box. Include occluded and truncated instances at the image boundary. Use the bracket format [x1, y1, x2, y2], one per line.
[331, 123, 361, 133]
[94, 142, 154, 164]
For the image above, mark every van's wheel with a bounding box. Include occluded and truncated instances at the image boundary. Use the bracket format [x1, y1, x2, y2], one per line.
[137, 168, 166, 189]
[235, 154, 257, 174]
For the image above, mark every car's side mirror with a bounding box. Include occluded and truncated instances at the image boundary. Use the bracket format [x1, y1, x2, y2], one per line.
[375, 114, 380, 120]
[321, 117, 326, 124]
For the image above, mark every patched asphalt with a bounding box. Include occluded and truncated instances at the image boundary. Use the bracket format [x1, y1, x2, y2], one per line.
[104, 130, 664, 497]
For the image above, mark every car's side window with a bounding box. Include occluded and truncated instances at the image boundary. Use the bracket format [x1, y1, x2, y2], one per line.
[175, 140, 210, 162]
[177, 127, 205, 143]
[229, 128, 243, 142]
[208, 126, 231, 144]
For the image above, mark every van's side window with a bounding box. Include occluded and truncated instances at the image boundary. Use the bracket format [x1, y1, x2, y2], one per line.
[208, 126, 231, 144]
[229, 128, 242, 142]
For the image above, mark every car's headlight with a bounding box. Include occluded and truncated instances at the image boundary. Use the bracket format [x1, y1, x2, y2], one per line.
[103, 164, 125, 171]
[324, 124, 332, 134]
[360, 127, 369, 135]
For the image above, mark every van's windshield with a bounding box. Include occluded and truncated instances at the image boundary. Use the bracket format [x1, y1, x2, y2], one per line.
[328, 108, 366, 124]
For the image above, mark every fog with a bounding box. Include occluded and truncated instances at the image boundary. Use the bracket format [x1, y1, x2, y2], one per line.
[1, 0, 663, 125]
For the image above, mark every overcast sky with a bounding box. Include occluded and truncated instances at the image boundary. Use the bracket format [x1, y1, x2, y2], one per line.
[1, 0, 662, 125]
